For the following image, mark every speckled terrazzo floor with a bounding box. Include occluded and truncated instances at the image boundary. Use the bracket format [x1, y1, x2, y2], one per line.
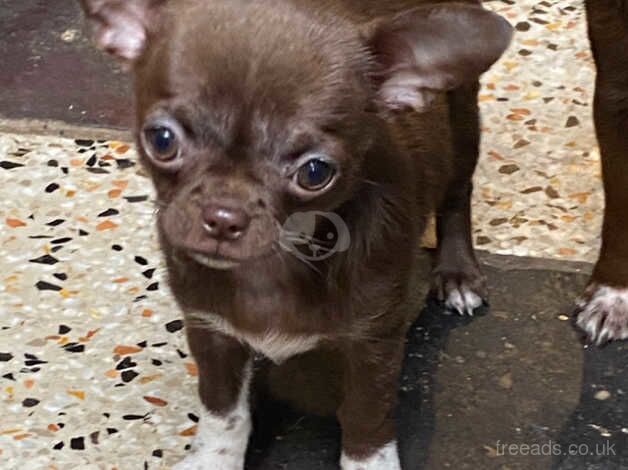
[0, 0, 613, 469]
[0, 135, 198, 468]
[475, 0, 601, 261]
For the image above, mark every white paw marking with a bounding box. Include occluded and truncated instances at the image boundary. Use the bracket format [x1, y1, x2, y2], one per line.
[445, 286, 483, 316]
[173, 361, 253, 470]
[187, 311, 322, 363]
[340, 441, 401, 470]
[576, 285, 628, 345]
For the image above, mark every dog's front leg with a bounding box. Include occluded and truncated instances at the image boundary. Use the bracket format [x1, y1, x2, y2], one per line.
[174, 327, 252, 470]
[576, 0, 628, 344]
[337, 336, 405, 470]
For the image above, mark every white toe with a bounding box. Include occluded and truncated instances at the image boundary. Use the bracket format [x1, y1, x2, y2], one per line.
[445, 286, 483, 316]
[341, 441, 401, 470]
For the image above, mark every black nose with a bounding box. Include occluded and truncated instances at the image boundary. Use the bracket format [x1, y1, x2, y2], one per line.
[202, 204, 251, 241]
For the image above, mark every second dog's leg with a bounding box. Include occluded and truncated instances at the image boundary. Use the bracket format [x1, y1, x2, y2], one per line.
[432, 82, 487, 315]
[174, 327, 252, 470]
[576, 1, 628, 345]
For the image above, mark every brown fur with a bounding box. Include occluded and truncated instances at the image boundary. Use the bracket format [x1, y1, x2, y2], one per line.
[80, 0, 511, 464]
[571, 0, 628, 344]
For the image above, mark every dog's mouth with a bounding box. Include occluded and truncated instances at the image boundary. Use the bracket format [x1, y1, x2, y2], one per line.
[188, 252, 241, 270]
[159, 209, 281, 271]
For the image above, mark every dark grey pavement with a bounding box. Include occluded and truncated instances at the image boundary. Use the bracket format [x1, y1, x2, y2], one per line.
[246, 259, 627, 470]
[0, 0, 132, 131]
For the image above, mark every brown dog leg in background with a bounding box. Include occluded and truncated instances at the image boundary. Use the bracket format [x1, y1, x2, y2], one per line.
[576, 0, 628, 344]
[432, 82, 488, 315]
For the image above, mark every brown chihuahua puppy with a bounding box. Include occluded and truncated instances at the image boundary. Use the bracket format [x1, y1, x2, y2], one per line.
[80, 0, 511, 468]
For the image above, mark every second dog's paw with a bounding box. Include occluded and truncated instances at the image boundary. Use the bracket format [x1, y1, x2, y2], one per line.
[431, 268, 487, 316]
[575, 283, 628, 345]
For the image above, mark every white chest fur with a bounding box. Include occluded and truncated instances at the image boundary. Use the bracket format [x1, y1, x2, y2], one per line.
[187, 311, 322, 363]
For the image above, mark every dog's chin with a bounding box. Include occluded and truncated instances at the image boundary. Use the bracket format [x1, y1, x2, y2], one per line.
[189, 253, 242, 271]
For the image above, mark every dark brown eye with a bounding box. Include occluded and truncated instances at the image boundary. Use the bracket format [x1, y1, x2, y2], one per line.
[296, 158, 336, 191]
[143, 125, 180, 164]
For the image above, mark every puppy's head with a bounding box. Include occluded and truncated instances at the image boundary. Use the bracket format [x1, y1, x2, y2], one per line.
[81, 0, 511, 270]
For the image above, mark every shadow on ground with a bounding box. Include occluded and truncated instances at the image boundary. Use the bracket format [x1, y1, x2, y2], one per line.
[245, 262, 627, 470]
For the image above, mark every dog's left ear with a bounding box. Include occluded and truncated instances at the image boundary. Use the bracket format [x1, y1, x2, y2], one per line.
[366, 3, 513, 111]
[79, 0, 166, 62]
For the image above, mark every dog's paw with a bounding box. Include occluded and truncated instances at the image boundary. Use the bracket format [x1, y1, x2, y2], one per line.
[431, 267, 487, 316]
[341, 441, 401, 470]
[172, 409, 250, 470]
[173, 376, 252, 470]
[575, 283, 628, 345]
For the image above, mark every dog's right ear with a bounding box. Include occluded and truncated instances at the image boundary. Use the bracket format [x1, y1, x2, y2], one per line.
[79, 0, 165, 62]
[365, 3, 513, 112]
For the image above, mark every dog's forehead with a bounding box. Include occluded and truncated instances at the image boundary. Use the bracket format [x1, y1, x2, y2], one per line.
[145, 1, 369, 119]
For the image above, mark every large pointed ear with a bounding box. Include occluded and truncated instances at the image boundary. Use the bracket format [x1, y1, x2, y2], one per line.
[79, 0, 166, 62]
[367, 3, 513, 111]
